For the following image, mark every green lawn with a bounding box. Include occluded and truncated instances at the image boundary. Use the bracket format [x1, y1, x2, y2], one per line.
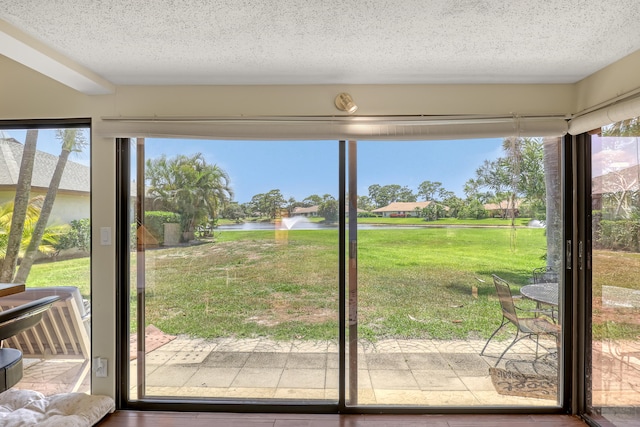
[26, 226, 640, 341]
[131, 227, 549, 340]
[26, 256, 91, 299]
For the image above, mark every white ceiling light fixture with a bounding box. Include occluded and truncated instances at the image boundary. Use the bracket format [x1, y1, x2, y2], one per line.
[335, 93, 358, 114]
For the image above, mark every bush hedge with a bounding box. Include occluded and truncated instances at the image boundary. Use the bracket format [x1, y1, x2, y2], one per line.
[55, 218, 90, 253]
[595, 219, 640, 252]
[144, 211, 181, 244]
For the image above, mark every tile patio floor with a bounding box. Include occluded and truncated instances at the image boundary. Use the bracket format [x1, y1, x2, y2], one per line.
[15, 337, 640, 409]
[131, 337, 562, 406]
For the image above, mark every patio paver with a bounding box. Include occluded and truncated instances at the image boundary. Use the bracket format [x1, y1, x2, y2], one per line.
[15, 336, 640, 410]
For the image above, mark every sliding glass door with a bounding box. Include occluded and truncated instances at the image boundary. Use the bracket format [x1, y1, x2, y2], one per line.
[588, 119, 640, 425]
[127, 139, 339, 402]
[348, 138, 564, 406]
[124, 135, 565, 409]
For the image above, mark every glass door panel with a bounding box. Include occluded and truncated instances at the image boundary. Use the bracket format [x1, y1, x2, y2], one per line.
[351, 138, 564, 407]
[0, 126, 91, 396]
[589, 122, 640, 424]
[129, 139, 339, 402]
[125, 135, 567, 409]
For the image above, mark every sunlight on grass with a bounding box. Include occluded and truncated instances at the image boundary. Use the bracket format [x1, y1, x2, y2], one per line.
[27, 256, 90, 298]
[24, 229, 640, 342]
[127, 227, 551, 341]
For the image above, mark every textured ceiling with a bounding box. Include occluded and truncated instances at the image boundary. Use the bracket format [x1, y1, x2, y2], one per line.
[1, 0, 640, 86]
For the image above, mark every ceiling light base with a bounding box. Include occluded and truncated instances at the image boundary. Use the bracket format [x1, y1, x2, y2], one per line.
[335, 93, 358, 114]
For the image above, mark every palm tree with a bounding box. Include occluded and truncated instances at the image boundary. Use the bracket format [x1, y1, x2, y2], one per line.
[0, 130, 38, 282]
[602, 117, 640, 137]
[0, 197, 62, 262]
[542, 137, 562, 271]
[146, 153, 233, 240]
[14, 129, 87, 283]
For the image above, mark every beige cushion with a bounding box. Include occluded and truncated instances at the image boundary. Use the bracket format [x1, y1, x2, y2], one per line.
[0, 389, 114, 427]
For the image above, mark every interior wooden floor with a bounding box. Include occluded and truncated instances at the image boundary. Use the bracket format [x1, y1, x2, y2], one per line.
[97, 411, 588, 426]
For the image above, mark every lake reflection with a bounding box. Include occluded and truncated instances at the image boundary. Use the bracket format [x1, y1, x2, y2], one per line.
[216, 218, 422, 231]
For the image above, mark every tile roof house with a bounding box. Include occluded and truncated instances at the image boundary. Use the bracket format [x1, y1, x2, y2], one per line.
[293, 204, 367, 217]
[483, 200, 522, 218]
[371, 201, 433, 217]
[292, 206, 319, 217]
[0, 136, 90, 225]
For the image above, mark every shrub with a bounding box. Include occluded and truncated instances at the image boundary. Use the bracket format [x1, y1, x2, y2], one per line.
[596, 219, 640, 251]
[422, 203, 446, 221]
[458, 200, 488, 219]
[318, 200, 338, 223]
[144, 211, 181, 244]
[54, 218, 90, 253]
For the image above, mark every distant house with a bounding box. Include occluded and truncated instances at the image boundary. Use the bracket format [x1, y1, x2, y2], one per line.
[292, 206, 319, 217]
[293, 204, 367, 217]
[0, 136, 90, 225]
[483, 200, 521, 218]
[372, 201, 433, 217]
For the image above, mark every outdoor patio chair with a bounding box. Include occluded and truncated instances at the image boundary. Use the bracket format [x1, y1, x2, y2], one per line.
[480, 274, 560, 366]
[0, 295, 60, 392]
[0, 287, 91, 392]
[532, 266, 557, 284]
[531, 266, 559, 321]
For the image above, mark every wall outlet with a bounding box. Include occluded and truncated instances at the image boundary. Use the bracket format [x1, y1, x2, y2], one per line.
[93, 357, 108, 377]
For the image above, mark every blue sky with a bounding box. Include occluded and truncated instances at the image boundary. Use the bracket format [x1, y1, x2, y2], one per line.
[3, 129, 505, 203]
[143, 138, 504, 203]
[4, 129, 91, 167]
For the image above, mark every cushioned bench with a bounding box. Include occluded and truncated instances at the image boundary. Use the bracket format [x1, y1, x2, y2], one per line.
[0, 388, 114, 427]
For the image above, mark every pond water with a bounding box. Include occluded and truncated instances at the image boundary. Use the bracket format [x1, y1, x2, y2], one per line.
[216, 217, 422, 231]
[215, 217, 542, 231]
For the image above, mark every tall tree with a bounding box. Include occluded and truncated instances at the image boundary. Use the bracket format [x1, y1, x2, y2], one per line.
[368, 184, 416, 207]
[367, 184, 382, 207]
[417, 181, 443, 201]
[472, 138, 546, 220]
[0, 198, 64, 260]
[285, 197, 299, 216]
[146, 153, 233, 238]
[463, 178, 483, 201]
[503, 137, 546, 218]
[1, 130, 38, 282]
[249, 189, 285, 219]
[318, 198, 338, 223]
[302, 194, 323, 206]
[265, 189, 286, 218]
[15, 129, 87, 283]
[357, 195, 374, 211]
[543, 137, 562, 271]
[474, 159, 511, 206]
[602, 117, 640, 137]
[0, 198, 41, 260]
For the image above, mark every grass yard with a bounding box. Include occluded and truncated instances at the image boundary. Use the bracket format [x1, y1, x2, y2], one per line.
[26, 256, 91, 298]
[131, 227, 549, 340]
[25, 227, 640, 341]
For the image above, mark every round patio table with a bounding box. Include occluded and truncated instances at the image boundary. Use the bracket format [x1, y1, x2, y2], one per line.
[520, 283, 559, 307]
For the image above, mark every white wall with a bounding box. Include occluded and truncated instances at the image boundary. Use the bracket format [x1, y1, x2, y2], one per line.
[0, 191, 88, 224]
[2, 48, 640, 399]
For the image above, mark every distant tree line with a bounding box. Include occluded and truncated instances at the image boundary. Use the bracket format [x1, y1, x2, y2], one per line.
[144, 137, 550, 231]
